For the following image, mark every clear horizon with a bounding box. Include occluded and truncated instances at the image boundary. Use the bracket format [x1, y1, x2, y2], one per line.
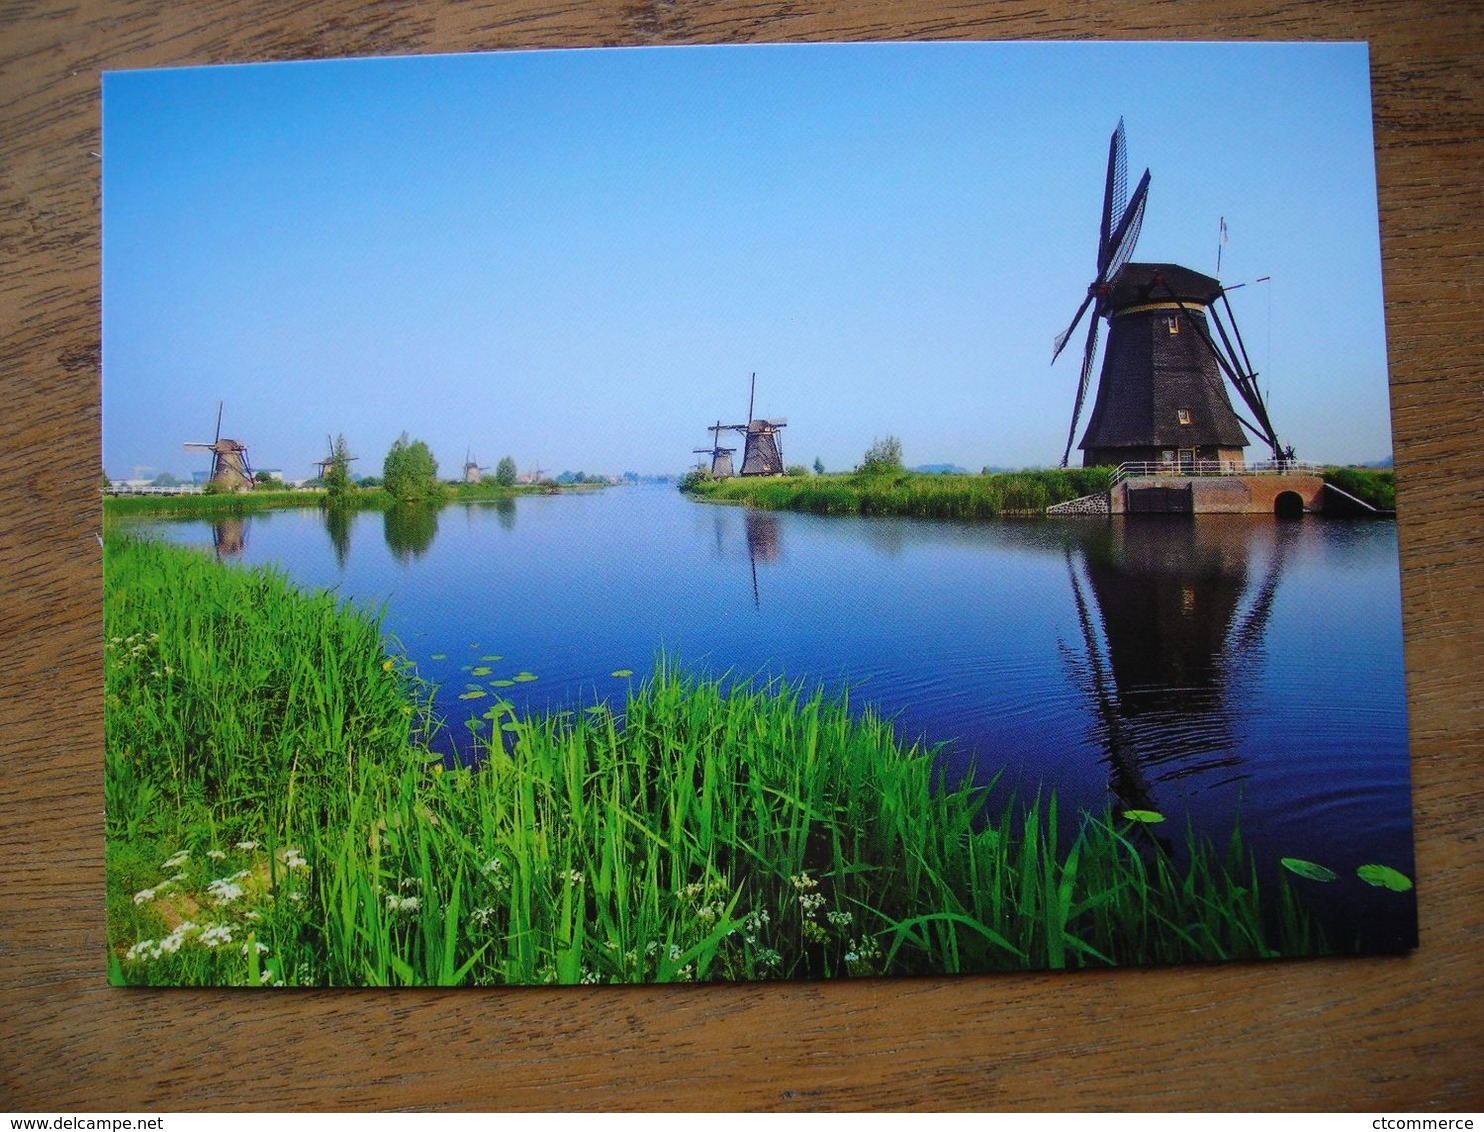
[102, 41, 1392, 481]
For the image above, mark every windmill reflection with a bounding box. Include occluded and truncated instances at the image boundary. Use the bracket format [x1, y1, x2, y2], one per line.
[744, 510, 780, 607]
[212, 518, 246, 560]
[706, 508, 782, 606]
[1065, 518, 1287, 822]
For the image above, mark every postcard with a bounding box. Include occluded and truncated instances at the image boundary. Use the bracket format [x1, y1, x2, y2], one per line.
[102, 41, 1413, 986]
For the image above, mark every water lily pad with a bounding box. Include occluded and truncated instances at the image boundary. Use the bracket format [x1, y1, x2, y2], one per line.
[611, 669, 634, 678]
[1280, 858, 1338, 882]
[1357, 864, 1413, 891]
[471, 666, 493, 676]
[430, 653, 448, 661]
[457, 690, 487, 700]
[490, 679, 515, 687]
[465, 717, 487, 730]
[481, 655, 502, 662]
[512, 672, 538, 682]
[1121, 809, 1165, 824]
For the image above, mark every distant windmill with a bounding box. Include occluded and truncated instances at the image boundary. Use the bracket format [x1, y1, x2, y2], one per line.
[1050, 119, 1283, 469]
[693, 421, 736, 478]
[183, 402, 254, 491]
[719, 373, 786, 476]
[463, 449, 486, 484]
[314, 434, 358, 480]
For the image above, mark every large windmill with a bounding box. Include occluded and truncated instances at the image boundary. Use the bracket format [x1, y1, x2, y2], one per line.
[693, 422, 736, 478]
[183, 402, 254, 491]
[719, 373, 787, 476]
[1051, 120, 1284, 470]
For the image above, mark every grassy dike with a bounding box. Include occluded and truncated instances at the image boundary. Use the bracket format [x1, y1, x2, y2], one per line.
[684, 466, 1399, 518]
[105, 532, 1325, 987]
[102, 480, 545, 521]
[681, 468, 1115, 518]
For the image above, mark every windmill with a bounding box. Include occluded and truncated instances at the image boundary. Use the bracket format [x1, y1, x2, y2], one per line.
[720, 373, 787, 476]
[314, 435, 358, 481]
[183, 402, 254, 491]
[463, 449, 486, 484]
[1051, 120, 1284, 470]
[693, 421, 736, 478]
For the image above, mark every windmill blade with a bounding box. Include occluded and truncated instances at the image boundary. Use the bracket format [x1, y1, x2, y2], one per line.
[1103, 169, 1149, 282]
[214, 401, 224, 445]
[1098, 119, 1130, 272]
[1060, 310, 1102, 467]
[1051, 291, 1096, 365]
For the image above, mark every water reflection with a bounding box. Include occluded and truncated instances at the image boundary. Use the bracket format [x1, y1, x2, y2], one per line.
[383, 502, 440, 562]
[322, 504, 352, 569]
[212, 518, 246, 560]
[744, 511, 780, 606]
[1064, 518, 1288, 818]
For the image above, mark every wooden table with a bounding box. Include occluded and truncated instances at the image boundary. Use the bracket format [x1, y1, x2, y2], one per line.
[3, 0, 1480, 1111]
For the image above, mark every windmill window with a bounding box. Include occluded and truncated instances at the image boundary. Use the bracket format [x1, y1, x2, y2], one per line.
[1167, 315, 1181, 334]
[1176, 408, 1192, 425]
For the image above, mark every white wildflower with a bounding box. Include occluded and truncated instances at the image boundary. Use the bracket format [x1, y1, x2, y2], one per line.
[207, 849, 227, 861]
[235, 840, 259, 851]
[132, 888, 156, 905]
[207, 877, 244, 905]
[162, 849, 191, 870]
[199, 924, 234, 948]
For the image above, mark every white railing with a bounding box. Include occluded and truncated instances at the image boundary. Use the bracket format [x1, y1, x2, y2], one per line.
[106, 484, 204, 496]
[1109, 460, 1323, 486]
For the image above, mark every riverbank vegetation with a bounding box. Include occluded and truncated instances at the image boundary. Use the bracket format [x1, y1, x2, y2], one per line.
[1322, 466, 1396, 512]
[104, 532, 1359, 986]
[684, 464, 1398, 519]
[102, 479, 585, 521]
[681, 466, 1114, 519]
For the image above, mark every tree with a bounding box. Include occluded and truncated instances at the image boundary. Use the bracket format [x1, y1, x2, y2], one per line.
[494, 455, 518, 487]
[813, 457, 825, 475]
[382, 432, 441, 502]
[322, 433, 354, 503]
[859, 435, 904, 475]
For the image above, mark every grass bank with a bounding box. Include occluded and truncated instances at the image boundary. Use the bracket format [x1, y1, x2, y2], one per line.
[687, 466, 1399, 518]
[1322, 466, 1396, 512]
[106, 533, 1336, 986]
[681, 468, 1114, 519]
[102, 480, 575, 522]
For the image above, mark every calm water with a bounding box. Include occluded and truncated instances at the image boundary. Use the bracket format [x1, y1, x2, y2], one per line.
[131, 486, 1417, 951]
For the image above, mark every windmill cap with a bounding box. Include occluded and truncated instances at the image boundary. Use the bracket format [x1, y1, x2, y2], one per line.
[1108, 262, 1223, 309]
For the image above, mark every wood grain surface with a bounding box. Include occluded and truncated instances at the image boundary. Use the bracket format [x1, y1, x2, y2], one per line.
[3, 0, 1481, 1112]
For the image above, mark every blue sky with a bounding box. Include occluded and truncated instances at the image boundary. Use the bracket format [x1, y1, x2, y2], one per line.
[102, 41, 1391, 479]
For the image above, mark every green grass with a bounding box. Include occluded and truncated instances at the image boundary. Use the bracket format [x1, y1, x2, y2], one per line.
[103, 490, 329, 519]
[103, 480, 589, 522]
[1322, 466, 1396, 511]
[105, 533, 1341, 986]
[682, 469, 1114, 519]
